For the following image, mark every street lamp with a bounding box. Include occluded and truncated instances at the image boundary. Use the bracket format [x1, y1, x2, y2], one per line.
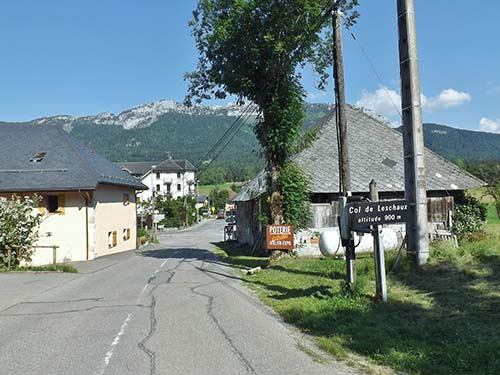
[151, 165, 157, 242]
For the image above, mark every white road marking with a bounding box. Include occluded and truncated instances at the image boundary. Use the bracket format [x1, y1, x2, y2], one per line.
[98, 249, 182, 374]
[98, 313, 132, 375]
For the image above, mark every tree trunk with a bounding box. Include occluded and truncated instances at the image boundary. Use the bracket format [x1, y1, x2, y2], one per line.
[269, 163, 284, 225]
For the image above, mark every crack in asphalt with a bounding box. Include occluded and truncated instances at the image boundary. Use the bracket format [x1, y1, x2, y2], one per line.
[137, 257, 185, 375]
[0, 297, 104, 313]
[138, 289, 158, 375]
[190, 282, 258, 375]
[0, 303, 146, 317]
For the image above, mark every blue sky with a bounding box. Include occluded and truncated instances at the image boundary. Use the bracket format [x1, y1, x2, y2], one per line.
[0, 0, 499, 132]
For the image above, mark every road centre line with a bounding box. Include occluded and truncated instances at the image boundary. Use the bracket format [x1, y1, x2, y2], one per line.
[99, 249, 181, 374]
[97, 313, 132, 375]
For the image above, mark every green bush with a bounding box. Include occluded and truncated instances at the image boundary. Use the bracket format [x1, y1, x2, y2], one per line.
[452, 194, 487, 241]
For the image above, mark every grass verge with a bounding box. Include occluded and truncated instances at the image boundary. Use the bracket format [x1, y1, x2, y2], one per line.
[215, 239, 500, 375]
[1, 263, 78, 273]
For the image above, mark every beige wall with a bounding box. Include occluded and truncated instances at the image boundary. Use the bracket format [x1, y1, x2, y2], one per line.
[93, 184, 138, 257]
[0, 192, 90, 265]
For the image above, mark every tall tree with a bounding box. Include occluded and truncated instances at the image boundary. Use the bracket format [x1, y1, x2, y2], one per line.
[186, 0, 358, 224]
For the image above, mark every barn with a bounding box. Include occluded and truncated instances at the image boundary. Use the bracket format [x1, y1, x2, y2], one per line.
[233, 106, 485, 253]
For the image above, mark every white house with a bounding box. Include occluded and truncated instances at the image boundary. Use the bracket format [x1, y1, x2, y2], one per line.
[116, 159, 197, 202]
[0, 124, 148, 266]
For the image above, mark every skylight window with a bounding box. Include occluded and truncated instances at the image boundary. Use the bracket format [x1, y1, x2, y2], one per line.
[30, 152, 47, 163]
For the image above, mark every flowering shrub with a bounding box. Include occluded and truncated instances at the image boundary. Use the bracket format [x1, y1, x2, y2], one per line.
[0, 195, 42, 268]
[452, 194, 487, 242]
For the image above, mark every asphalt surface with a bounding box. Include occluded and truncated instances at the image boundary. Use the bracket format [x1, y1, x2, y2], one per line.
[0, 220, 358, 375]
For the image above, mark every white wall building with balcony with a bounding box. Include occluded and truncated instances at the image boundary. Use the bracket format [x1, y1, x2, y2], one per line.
[116, 159, 197, 202]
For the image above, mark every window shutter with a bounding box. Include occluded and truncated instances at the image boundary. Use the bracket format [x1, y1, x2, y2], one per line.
[58, 194, 65, 215]
[38, 196, 47, 214]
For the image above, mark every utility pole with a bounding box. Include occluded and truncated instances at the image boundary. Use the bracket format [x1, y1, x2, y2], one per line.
[370, 180, 387, 302]
[151, 165, 157, 242]
[333, 5, 356, 287]
[397, 0, 429, 265]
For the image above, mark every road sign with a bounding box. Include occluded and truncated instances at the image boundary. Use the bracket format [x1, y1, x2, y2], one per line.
[346, 200, 410, 232]
[266, 224, 294, 250]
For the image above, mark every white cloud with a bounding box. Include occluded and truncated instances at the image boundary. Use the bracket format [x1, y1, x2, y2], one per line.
[356, 87, 471, 118]
[479, 117, 500, 133]
[355, 87, 401, 118]
[423, 89, 471, 111]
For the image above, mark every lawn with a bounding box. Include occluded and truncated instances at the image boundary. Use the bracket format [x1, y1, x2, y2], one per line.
[198, 182, 243, 196]
[215, 239, 500, 375]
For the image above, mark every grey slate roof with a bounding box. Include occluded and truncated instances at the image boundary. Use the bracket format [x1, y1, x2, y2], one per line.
[0, 124, 147, 192]
[234, 106, 485, 202]
[116, 159, 197, 177]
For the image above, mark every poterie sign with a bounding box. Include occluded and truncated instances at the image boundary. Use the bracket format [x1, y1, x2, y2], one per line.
[346, 200, 410, 231]
[266, 224, 294, 250]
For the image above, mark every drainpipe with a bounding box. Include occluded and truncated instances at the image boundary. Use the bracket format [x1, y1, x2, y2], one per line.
[80, 192, 91, 260]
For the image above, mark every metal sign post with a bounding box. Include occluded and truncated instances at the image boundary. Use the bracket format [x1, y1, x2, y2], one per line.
[340, 183, 409, 302]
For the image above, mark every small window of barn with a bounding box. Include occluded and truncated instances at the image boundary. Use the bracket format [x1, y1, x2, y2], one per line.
[156, 173, 160, 179]
[123, 193, 130, 206]
[177, 184, 181, 191]
[47, 195, 59, 213]
[177, 172, 181, 178]
[30, 151, 47, 163]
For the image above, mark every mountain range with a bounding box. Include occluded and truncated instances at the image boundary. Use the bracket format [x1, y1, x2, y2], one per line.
[2, 99, 499, 182]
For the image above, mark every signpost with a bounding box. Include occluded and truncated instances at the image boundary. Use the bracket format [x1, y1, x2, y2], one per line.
[266, 224, 294, 251]
[346, 200, 410, 233]
[339, 181, 410, 302]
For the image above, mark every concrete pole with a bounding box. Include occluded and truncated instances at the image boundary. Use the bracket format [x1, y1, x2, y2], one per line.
[333, 7, 356, 287]
[370, 180, 387, 302]
[397, 0, 429, 265]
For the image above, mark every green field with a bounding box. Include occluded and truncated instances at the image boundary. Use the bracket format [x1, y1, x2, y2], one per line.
[216, 239, 500, 375]
[198, 182, 243, 196]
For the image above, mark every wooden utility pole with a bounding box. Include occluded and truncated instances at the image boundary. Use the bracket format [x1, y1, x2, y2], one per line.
[333, 6, 356, 286]
[397, 0, 429, 265]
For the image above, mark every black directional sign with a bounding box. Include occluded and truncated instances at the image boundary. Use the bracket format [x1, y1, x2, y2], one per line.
[346, 200, 410, 232]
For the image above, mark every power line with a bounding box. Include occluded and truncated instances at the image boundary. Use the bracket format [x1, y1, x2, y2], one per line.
[196, 2, 336, 174]
[348, 31, 403, 119]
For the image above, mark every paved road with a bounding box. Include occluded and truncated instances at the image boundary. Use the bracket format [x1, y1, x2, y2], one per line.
[0, 220, 357, 375]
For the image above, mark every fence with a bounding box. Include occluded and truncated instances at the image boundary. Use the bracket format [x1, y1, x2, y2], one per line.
[4, 245, 59, 270]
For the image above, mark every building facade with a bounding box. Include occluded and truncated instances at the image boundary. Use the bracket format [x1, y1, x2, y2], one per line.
[0, 124, 147, 266]
[116, 160, 197, 202]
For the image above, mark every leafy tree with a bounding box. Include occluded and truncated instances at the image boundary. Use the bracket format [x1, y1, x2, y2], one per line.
[0, 195, 43, 268]
[210, 188, 230, 210]
[186, 0, 358, 224]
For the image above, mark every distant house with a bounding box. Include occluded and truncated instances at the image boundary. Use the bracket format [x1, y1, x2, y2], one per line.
[116, 159, 197, 202]
[233, 107, 485, 250]
[0, 124, 147, 266]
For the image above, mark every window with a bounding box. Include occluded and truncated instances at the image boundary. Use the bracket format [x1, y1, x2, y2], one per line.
[166, 183, 171, 193]
[123, 193, 130, 206]
[156, 184, 161, 192]
[47, 196, 59, 213]
[30, 151, 47, 163]
[177, 184, 181, 191]
[136, 196, 141, 204]
[123, 228, 131, 241]
[156, 173, 161, 179]
[108, 231, 117, 248]
[177, 172, 181, 178]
